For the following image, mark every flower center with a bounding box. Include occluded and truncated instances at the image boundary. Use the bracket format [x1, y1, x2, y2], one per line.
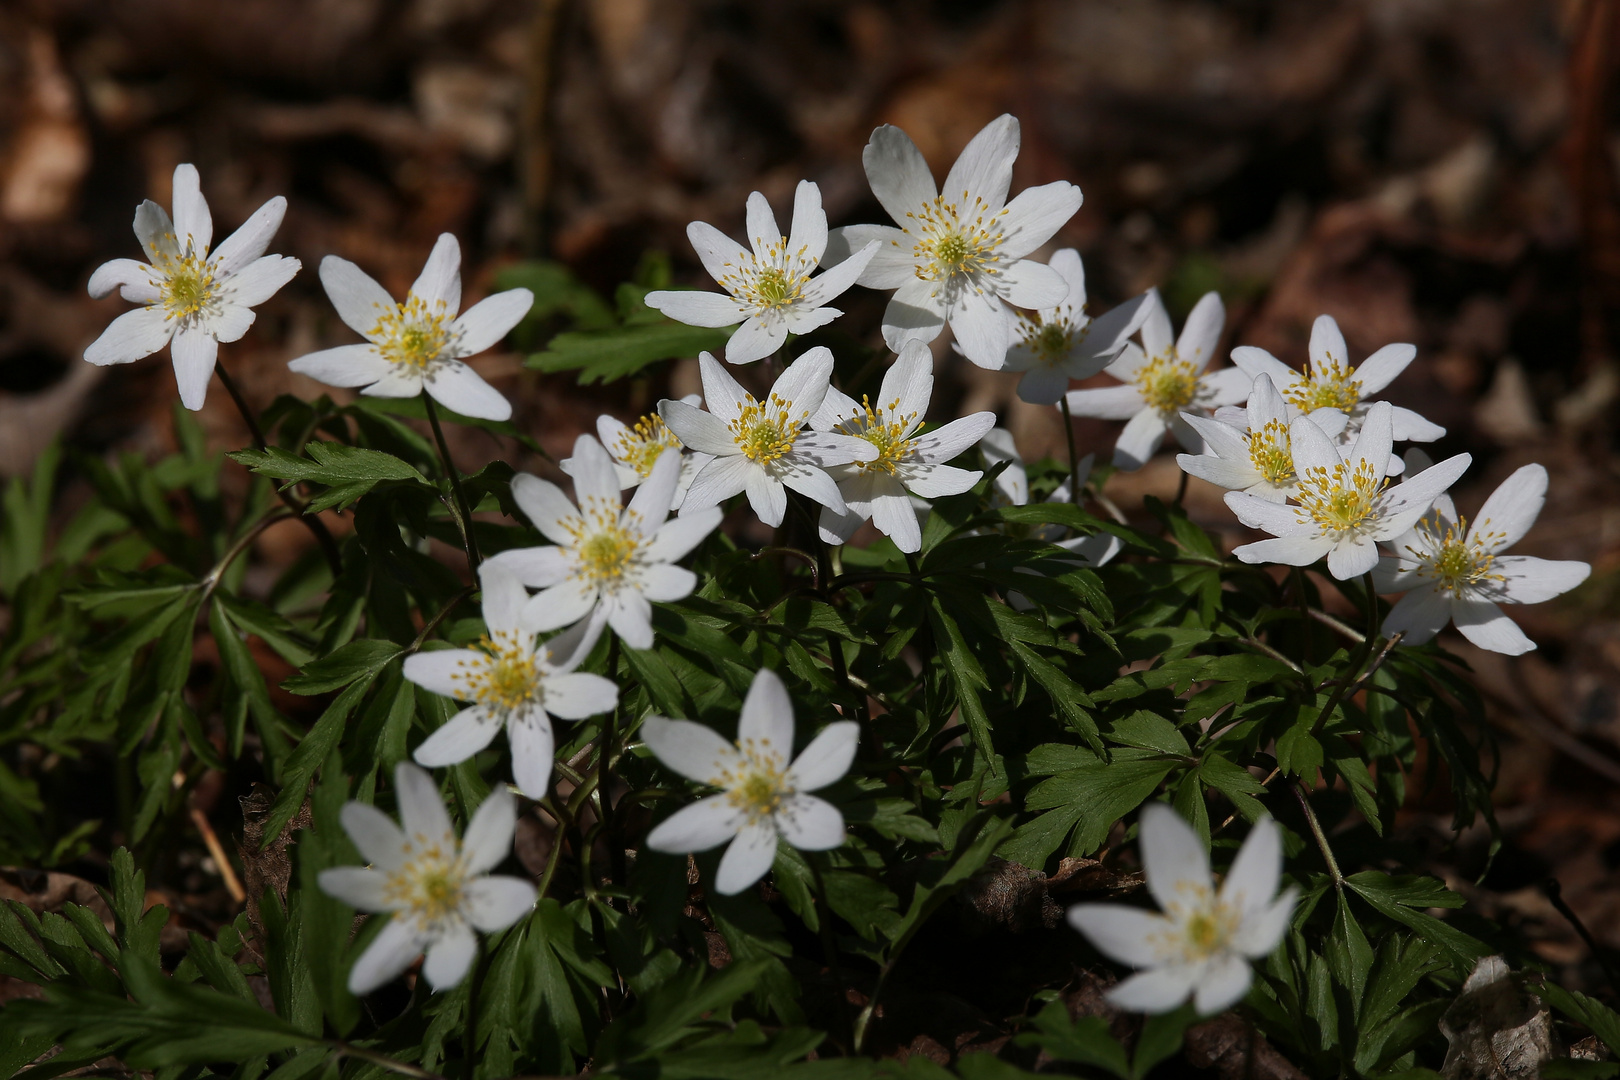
[457, 631, 541, 713]
[909, 195, 1007, 284]
[730, 394, 804, 464]
[385, 843, 466, 927]
[837, 396, 918, 476]
[612, 414, 682, 478]
[372, 295, 456, 373]
[1134, 351, 1202, 415]
[719, 740, 791, 824]
[1286, 356, 1363, 414]
[577, 524, 639, 584]
[717, 240, 811, 311]
[1294, 459, 1387, 536]
[148, 238, 220, 324]
[1246, 419, 1296, 485]
[1411, 516, 1505, 593]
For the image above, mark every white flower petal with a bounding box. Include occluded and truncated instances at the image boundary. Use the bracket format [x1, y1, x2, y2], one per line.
[211, 195, 288, 276]
[881, 278, 948, 351]
[318, 867, 390, 912]
[912, 412, 997, 464]
[605, 591, 655, 650]
[744, 190, 781, 259]
[394, 762, 455, 848]
[1232, 887, 1298, 958]
[425, 361, 511, 421]
[787, 179, 828, 264]
[227, 255, 300, 309]
[681, 454, 754, 514]
[1326, 534, 1380, 580]
[997, 259, 1069, 311]
[453, 289, 533, 355]
[413, 706, 501, 767]
[1353, 342, 1415, 395]
[484, 545, 570, 589]
[776, 459, 846, 514]
[724, 312, 788, 364]
[947, 284, 1012, 370]
[287, 344, 395, 390]
[687, 221, 751, 288]
[320, 256, 396, 339]
[943, 114, 1018, 212]
[348, 917, 424, 995]
[1194, 954, 1253, 1016]
[637, 562, 697, 603]
[1140, 804, 1210, 914]
[1381, 586, 1451, 646]
[714, 819, 779, 895]
[1229, 346, 1298, 389]
[422, 920, 477, 990]
[462, 877, 537, 933]
[647, 794, 743, 852]
[799, 241, 876, 308]
[745, 468, 790, 525]
[872, 491, 923, 551]
[1065, 384, 1144, 420]
[403, 649, 485, 699]
[508, 710, 557, 800]
[460, 787, 518, 876]
[88, 258, 159, 302]
[410, 233, 462, 313]
[1139, 291, 1174, 360]
[996, 182, 1083, 260]
[1066, 904, 1169, 966]
[170, 326, 218, 411]
[1113, 409, 1168, 470]
[340, 803, 409, 871]
[170, 163, 212, 254]
[1493, 555, 1590, 604]
[828, 225, 915, 288]
[543, 672, 618, 720]
[1233, 535, 1333, 567]
[644, 289, 747, 328]
[738, 668, 795, 762]
[84, 305, 174, 367]
[1308, 315, 1349, 374]
[1453, 597, 1536, 655]
[642, 716, 741, 785]
[776, 794, 846, 851]
[1219, 817, 1281, 919]
[1107, 966, 1197, 1014]
[863, 124, 938, 227]
[1016, 365, 1070, 406]
[643, 509, 722, 564]
[898, 462, 980, 500]
[1470, 464, 1546, 552]
[511, 474, 582, 545]
[786, 721, 859, 791]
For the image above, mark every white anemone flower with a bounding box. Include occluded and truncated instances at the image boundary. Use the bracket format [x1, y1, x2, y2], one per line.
[1064, 291, 1249, 470]
[1177, 374, 1349, 503]
[1068, 804, 1297, 1016]
[317, 762, 536, 994]
[403, 564, 618, 799]
[1374, 463, 1590, 655]
[288, 234, 532, 422]
[1226, 401, 1471, 580]
[978, 428, 1121, 569]
[1002, 249, 1154, 405]
[1230, 314, 1443, 443]
[823, 114, 1082, 368]
[486, 434, 723, 650]
[645, 181, 878, 365]
[85, 163, 301, 410]
[811, 341, 995, 552]
[659, 349, 877, 527]
[642, 669, 858, 896]
[562, 396, 709, 511]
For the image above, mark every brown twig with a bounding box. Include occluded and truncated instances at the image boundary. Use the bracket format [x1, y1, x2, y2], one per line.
[189, 806, 246, 903]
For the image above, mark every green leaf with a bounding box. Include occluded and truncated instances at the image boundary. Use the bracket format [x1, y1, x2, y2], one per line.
[1345, 872, 1487, 971]
[1544, 982, 1620, 1053]
[230, 443, 427, 512]
[282, 638, 403, 695]
[527, 320, 731, 385]
[261, 672, 381, 846]
[1014, 999, 1129, 1079]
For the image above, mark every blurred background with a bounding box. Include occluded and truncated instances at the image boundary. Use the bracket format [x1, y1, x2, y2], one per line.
[4, 0, 1620, 999]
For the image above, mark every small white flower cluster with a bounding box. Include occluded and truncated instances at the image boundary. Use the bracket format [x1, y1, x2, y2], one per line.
[82, 116, 1591, 1019]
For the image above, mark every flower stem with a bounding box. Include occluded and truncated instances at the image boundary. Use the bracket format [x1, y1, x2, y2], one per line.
[422, 394, 482, 571]
[214, 358, 343, 578]
[1059, 395, 1083, 513]
[1291, 780, 1343, 889]
[600, 635, 626, 890]
[329, 1041, 449, 1080]
[1309, 571, 1382, 737]
[461, 940, 488, 1080]
[808, 855, 854, 1054]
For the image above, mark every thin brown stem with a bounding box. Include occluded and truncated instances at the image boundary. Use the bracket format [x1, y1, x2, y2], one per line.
[1059, 396, 1083, 516]
[1292, 780, 1343, 888]
[329, 1041, 450, 1080]
[214, 360, 343, 577]
[423, 394, 482, 570]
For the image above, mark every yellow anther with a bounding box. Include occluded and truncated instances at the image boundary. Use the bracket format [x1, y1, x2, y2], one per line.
[729, 393, 802, 464]
[836, 395, 917, 475]
[718, 738, 792, 824]
[1409, 515, 1506, 593]
[372, 295, 456, 373]
[1134, 350, 1202, 415]
[613, 413, 682, 478]
[1286, 355, 1363, 414]
[909, 195, 1006, 284]
[1294, 459, 1387, 535]
[1245, 419, 1295, 485]
[458, 630, 540, 713]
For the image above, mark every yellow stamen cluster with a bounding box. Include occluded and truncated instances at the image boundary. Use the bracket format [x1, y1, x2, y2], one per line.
[906, 193, 1008, 285]
[612, 414, 682, 478]
[1410, 516, 1507, 593]
[566, 498, 642, 586]
[1015, 310, 1083, 367]
[837, 396, 918, 475]
[455, 630, 541, 713]
[149, 235, 219, 323]
[1287, 356, 1363, 414]
[717, 239, 812, 310]
[1246, 419, 1296, 486]
[1149, 885, 1241, 962]
[372, 295, 456, 373]
[1294, 459, 1387, 536]
[716, 738, 791, 824]
[1134, 350, 1203, 415]
[730, 394, 805, 464]
[383, 839, 467, 928]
